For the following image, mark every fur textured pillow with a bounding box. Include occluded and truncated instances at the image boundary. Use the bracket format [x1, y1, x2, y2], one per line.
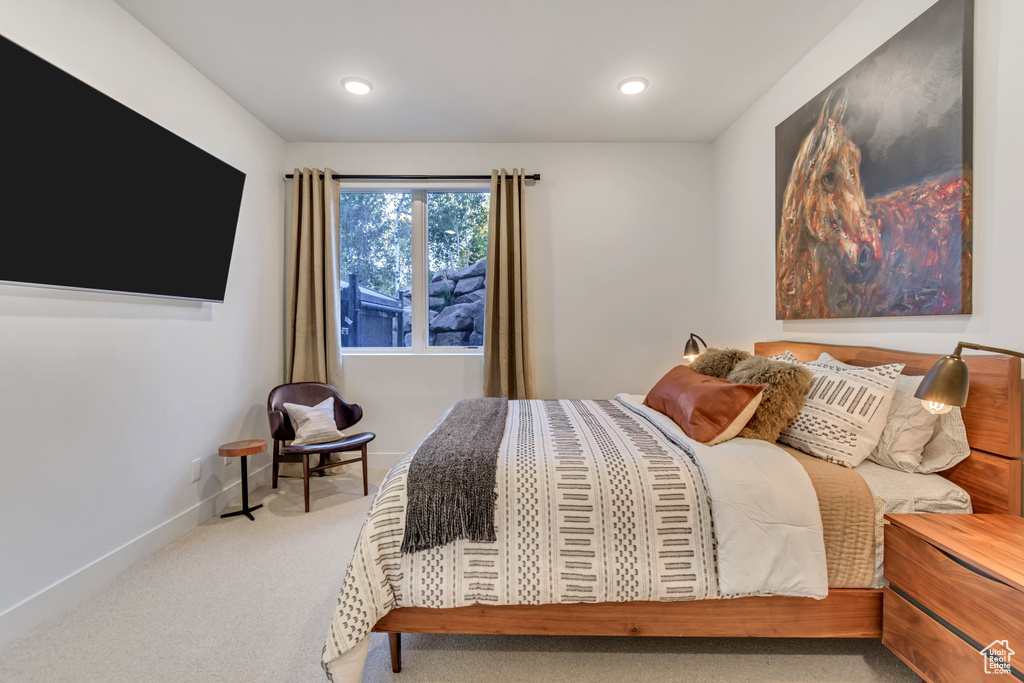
[726, 356, 813, 442]
[690, 347, 752, 379]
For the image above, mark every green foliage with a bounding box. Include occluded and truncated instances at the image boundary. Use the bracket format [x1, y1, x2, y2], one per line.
[338, 192, 412, 298]
[438, 276, 455, 308]
[338, 191, 489, 299]
[427, 192, 489, 275]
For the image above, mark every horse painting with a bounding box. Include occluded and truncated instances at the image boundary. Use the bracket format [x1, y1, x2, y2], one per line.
[774, 0, 972, 320]
[776, 94, 971, 320]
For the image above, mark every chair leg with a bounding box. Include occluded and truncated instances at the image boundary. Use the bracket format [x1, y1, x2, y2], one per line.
[318, 453, 326, 477]
[361, 445, 368, 496]
[302, 454, 310, 513]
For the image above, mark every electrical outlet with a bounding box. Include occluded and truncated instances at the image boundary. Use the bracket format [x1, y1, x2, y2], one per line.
[190, 458, 201, 483]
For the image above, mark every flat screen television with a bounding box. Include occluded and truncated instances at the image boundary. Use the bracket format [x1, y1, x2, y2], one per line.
[0, 33, 246, 303]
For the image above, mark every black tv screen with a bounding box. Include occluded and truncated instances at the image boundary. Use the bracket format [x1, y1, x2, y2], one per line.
[0, 34, 246, 302]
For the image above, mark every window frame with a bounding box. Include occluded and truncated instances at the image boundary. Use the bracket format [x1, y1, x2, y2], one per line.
[337, 180, 490, 355]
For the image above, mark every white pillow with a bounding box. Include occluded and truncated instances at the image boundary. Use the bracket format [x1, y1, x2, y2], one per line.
[775, 353, 904, 468]
[814, 353, 937, 472]
[855, 460, 972, 514]
[872, 375, 941, 471]
[919, 410, 971, 473]
[816, 352, 969, 473]
[283, 397, 346, 446]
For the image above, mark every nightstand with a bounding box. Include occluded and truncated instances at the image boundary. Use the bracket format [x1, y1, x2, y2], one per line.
[883, 514, 1024, 682]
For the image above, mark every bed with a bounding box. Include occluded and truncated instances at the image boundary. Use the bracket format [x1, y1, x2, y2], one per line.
[323, 341, 1021, 678]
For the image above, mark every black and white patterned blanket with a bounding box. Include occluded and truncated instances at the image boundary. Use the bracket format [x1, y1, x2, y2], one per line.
[323, 399, 719, 670]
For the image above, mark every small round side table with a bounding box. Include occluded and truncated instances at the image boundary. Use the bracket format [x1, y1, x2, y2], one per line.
[219, 439, 266, 521]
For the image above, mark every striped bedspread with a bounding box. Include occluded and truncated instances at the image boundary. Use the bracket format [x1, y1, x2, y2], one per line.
[323, 397, 828, 677]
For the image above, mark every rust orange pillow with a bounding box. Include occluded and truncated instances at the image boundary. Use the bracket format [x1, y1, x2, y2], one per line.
[644, 365, 766, 446]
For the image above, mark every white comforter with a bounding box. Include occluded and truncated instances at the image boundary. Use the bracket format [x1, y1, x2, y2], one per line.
[323, 396, 827, 681]
[616, 394, 827, 599]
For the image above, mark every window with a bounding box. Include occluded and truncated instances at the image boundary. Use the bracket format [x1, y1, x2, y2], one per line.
[339, 187, 489, 351]
[338, 191, 412, 348]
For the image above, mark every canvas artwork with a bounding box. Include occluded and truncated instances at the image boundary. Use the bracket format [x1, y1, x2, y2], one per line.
[775, 0, 973, 320]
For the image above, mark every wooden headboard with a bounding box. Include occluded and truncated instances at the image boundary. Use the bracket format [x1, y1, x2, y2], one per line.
[754, 341, 1022, 515]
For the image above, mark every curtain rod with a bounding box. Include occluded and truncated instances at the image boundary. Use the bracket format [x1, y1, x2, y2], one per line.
[283, 173, 540, 181]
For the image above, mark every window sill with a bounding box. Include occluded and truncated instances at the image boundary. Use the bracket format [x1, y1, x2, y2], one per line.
[341, 348, 483, 356]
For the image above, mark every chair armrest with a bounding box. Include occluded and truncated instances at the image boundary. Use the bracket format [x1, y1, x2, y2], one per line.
[268, 409, 292, 440]
[335, 401, 364, 430]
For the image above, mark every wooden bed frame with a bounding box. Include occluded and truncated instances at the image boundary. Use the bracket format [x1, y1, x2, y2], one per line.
[373, 341, 1022, 672]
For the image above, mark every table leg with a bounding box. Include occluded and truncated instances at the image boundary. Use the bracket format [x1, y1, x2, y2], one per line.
[221, 454, 263, 521]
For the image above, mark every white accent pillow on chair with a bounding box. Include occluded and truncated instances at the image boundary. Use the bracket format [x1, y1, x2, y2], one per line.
[284, 397, 346, 446]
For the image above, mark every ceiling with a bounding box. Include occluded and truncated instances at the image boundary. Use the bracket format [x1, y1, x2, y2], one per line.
[111, 0, 863, 143]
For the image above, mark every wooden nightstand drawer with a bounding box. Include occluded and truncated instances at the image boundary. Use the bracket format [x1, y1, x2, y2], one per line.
[885, 522, 1024, 650]
[883, 588, 989, 683]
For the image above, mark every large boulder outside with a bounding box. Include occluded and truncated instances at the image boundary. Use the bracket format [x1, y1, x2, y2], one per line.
[454, 258, 486, 281]
[434, 331, 470, 346]
[454, 289, 485, 305]
[431, 259, 486, 283]
[467, 331, 483, 346]
[431, 303, 476, 332]
[428, 296, 446, 311]
[454, 276, 484, 297]
[466, 299, 485, 320]
[428, 280, 454, 297]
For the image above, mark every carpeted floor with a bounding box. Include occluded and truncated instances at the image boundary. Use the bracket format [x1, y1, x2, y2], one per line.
[0, 471, 920, 682]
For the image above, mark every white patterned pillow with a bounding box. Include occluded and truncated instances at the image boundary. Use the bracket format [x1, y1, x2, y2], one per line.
[816, 353, 967, 473]
[776, 356, 904, 467]
[284, 397, 346, 446]
[815, 353, 936, 471]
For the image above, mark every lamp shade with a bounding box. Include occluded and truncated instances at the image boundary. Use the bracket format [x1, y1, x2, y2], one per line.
[914, 353, 970, 408]
[683, 333, 706, 362]
[683, 336, 702, 359]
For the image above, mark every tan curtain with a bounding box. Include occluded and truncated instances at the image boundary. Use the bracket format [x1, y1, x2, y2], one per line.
[483, 168, 534, 399]
[286, 168, 343, 388]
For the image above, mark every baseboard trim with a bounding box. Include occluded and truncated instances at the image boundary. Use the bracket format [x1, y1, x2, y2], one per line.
[369, 451, 406, 472]
[0, 464, 271, 650]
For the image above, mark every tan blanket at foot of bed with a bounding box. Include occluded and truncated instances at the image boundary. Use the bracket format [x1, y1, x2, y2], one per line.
[777, 445, 877, 588]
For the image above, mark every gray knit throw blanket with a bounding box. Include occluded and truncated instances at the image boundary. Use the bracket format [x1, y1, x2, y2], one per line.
[401, 397, 508, 554]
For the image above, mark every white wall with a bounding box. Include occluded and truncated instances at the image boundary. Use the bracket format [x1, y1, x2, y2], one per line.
[711, 0, 1024, 362]
[285, 143, 715, 461]
[0, 0, 286, 646]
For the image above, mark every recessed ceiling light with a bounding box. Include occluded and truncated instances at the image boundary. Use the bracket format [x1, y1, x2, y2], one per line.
[341, 77, 373, 95]
[617, 77, 648, 95]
